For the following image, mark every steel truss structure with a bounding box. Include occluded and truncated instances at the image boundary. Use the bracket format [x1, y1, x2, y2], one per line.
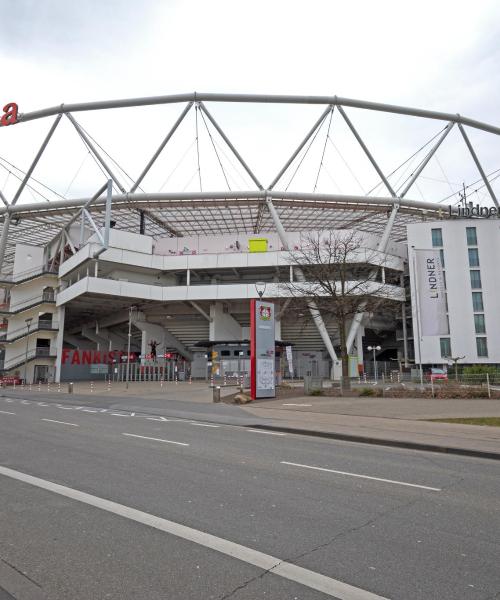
[1, 91, 499, 276]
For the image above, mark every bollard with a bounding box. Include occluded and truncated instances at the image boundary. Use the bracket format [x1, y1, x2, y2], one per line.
[68, 382, 74, 394]
[47, 381, 50, 393]
[223, 373, 227, 386]
[29, 383, 32, 392]
[58, 382, 61, 393]
[13, 381, 16, 391]
[213, 385, 221, 403]
[189, 375, 192, 384]
[38, 381, 41, 392]
[90, 381, 94, 393]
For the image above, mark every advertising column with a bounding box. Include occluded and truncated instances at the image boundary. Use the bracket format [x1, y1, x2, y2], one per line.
[250, 299, 276, 400]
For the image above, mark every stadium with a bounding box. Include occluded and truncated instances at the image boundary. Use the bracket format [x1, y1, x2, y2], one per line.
[1, 92, 499, 384]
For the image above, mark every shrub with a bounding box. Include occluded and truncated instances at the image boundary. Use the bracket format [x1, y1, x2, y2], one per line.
[309, 389, 324, 396]
[359, 387, 375, 396]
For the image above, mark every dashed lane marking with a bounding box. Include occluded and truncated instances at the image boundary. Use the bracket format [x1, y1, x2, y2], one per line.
[248, 429, 286, 436]
[0, 410, 16, 415]
[280, 461, 442, 491]
[41, 418, 79, 427]
[190, 422, 220, 428]
[122, 433, 189, 447]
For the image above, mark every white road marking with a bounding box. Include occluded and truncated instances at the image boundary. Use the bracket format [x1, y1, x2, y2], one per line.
[248, 429, 286, 436]
[0, 465, 389, 600]
[282, 403, 312, 407]
[280, 461, 441, 491]
[190, 422, 220, 428]
[82, 409, 99, 413]
[41, 419, 79, 427]
[0, 410, 16, 415]
[4, 399, 14, 403]
[122, 433, 189, 446]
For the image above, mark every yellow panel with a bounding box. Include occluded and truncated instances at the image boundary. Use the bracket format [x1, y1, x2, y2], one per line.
[248, 238, 268, 253]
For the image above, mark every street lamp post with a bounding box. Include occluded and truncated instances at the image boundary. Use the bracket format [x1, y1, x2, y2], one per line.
[255, 281, 266, 299]
[367, 345, 381, 381]
[24, 317, 33, 384]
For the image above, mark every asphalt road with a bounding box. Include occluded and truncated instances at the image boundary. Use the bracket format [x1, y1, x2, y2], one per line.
[0, 395, 499, 600]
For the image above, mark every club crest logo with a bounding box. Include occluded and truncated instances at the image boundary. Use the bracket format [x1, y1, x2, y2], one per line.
[259, 305, 271, 321]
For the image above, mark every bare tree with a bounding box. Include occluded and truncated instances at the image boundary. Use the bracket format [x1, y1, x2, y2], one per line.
[283, 230, 401, 389]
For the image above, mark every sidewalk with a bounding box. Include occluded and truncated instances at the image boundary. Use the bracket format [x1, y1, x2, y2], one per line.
[240, 395, 500, 459]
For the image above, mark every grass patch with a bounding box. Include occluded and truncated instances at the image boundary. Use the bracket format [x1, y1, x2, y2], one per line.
[430, 417, 500, 427]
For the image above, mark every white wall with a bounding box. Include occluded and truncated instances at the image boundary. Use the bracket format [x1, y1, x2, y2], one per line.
[408, 218, 500, 364]
[13, 244, 45, 276]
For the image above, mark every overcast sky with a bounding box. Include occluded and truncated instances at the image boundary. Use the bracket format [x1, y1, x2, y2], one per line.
[1, 0, 500, 205]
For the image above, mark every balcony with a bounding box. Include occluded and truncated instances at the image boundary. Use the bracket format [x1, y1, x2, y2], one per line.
[0, 290, 56, 315]
[0, 319, 59, 344]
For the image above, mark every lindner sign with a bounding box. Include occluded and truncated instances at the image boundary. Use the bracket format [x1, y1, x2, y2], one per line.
[448, 203, 499, 218]
[413, 249, 448, 336]
[250, 299, 276, 399]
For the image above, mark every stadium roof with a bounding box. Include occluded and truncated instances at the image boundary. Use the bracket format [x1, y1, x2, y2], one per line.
[1, 92, 499, 272]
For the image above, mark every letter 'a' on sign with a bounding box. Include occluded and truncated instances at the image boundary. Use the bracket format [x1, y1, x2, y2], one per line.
[250, 299, 276, 400]
[0, 103, 19, 127]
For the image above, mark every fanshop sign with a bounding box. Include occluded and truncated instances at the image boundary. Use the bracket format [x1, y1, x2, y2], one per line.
[61, 349, 137, 365]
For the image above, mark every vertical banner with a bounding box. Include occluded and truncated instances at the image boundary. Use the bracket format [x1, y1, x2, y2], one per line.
[250, 299, 276, 399]
[285, 345, 294, 377]
[414, 249, 448, 336]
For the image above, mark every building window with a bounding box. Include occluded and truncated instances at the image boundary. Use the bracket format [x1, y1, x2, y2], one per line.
[468, 248, 479, 267]
[470, 270, 482, 289]
[431, 228, 443, 247]
[440, 338, 451, 358]
[476, 337, 488, 357]
[439, 248, 445, 268]
[474, 314, 486, 334]
[466, 227, 477, 246]
[472, 292, 484, 312]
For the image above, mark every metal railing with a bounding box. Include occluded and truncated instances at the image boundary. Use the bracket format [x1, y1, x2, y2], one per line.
[3, 347, 55, 370]
[2, 291, 56, 313]
[0, 319, 58, 342]
[0, 264, 58, 284]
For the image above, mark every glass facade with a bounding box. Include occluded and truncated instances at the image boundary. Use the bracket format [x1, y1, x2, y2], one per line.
[470, 270, 482, 289]
[466, 227, 477, 246]
[468, 248, 479, 267]
[472, 292, 484, 312]
[474, 314, 486, 334]
[440, 338, 451, 358]
[476, 337, 488, 357]
[431, 228, 443, 247]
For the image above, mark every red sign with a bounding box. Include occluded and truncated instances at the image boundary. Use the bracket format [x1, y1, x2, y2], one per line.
[1, 103, 19, 127]
[61, 349, 136, 365]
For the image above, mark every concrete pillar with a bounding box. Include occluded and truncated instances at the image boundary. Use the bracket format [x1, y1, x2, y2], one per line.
[55, 305, 65, 383]
[209, 302, 242, 341]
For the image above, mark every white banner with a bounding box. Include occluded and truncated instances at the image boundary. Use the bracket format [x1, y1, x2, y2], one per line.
[285, 345, 294, 376]
[414, 249, 448, 336]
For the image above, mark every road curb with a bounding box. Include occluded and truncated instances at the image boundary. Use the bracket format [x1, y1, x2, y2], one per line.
[248, 424, 500, 461]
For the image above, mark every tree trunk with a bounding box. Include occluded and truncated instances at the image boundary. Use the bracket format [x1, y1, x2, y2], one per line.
[339, 317, 351, 391]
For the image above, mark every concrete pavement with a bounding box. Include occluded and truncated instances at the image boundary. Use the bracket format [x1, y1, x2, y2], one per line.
[1, 396, 500, 599]
[2, 381, 500, 458]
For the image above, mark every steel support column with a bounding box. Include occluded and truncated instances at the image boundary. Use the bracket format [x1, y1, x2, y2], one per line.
[268, 105, 333, 190]
[346, 203, 400, 353]
[0, 212, 11, 274]
[399, 122, 454, 198]
[265, 195, 339, 372]
[66, 113, 126, 193]
[198, 102, 264, 190]
[458, 123, 499, 208]
[130, 102, 193, 192]
[337, 105, 396, 198]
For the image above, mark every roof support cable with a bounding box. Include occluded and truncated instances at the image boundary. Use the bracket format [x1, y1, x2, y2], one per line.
[313, 107, 334, 193]
[198, 107, 231, 191]
[285, 112, 328, 192]
[195, 104, 203, 192]
[366, 125, 448, 195]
